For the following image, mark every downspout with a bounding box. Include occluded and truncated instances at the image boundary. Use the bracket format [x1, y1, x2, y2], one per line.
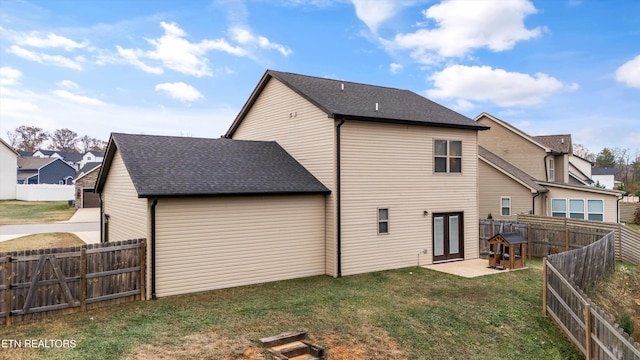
[543, 154, 552, 181]
[151, 198, 158, 300]
[336, 118, 345, 278]
[99, 193, 104, 242]
[617, 194, 623, 223]
[532, 191, 541, 215]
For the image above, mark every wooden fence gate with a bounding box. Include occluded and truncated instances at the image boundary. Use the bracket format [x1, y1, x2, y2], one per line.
[0, 239, 145, 325]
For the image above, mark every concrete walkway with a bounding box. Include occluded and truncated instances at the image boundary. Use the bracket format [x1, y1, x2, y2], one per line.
[423, 258, 526, 278]
[0, 208, 100, 244]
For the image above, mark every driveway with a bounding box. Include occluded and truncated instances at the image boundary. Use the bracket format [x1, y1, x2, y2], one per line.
[0, 208, 100, 244]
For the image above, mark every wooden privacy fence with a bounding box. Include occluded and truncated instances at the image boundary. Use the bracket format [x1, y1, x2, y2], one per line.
[479, 219, 609, 259]
[519, 215, 640, 265]
[0, 239, 145, 325]
[543, 233, 640, 359]
[480, 215, 640, 263]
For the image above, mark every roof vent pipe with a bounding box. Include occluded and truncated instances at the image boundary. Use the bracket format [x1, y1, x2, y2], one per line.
[375, 102, 379, 112]
[341, 83, 344, 91]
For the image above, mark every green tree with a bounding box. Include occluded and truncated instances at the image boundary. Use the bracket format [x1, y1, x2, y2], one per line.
[596, 148, 616, 167]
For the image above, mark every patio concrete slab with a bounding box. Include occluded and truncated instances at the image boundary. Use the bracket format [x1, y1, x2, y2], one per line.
[423, 258, 526, 278]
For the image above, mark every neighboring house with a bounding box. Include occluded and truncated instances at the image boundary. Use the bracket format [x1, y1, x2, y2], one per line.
[74, 162, 101, 208]
[79, 151, 104, 169]
[568, 154, 594, 186]
[592, 167, 618, 189]
[96, 69, 489, 298]
[476, 113, 622, 222]
[0, 139, 19, 199]
[96, 133, 330, 298]
[33, 149, 84, 170]
[17, 157, 77, 184]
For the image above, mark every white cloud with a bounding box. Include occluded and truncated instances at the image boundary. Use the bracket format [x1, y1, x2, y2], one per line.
[615, 55, 640, 89]
[15, 32, 88, 50]
[385, 0, 542, 63]
[155, 82, 203, 103]
[453, 99, 474, 111]
[7, 45, 83, 70]
[427, 65, 572, 107]
[52, 89, 106, 106]
[116, 46, 164, 74]
[625, 132, 640, 145]
[229, 27, 292, 56]
[389, 63, 403, 74]
[56, 80, 79, 89]
[0, 66, 22, 86]
[351, 0, 414, 33]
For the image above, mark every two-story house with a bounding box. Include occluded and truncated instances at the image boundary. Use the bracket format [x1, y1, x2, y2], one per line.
[95, 70, 488, 298]
[476, 113, 622, 222]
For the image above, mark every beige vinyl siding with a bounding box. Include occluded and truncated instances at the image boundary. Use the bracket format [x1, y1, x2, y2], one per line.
[339, 121, 479, 275]
[477, 116, 548, 180]
[231, 78, 337, 276]
[543, 186, 619, 223]
[154, 195, 326, 297]
[101, 150, 148, 241]
[478, 160, 538, 219]
[0, 143, 17, 200]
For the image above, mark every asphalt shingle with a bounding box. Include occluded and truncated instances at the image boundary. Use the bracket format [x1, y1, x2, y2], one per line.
[99, 133, 330, 197]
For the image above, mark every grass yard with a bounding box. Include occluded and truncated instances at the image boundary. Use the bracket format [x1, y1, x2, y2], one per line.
[0, 201, 76, 224]
[629, 223, 640, 233]
[0, 233, 85, 253]
[0, 260, 581, 360]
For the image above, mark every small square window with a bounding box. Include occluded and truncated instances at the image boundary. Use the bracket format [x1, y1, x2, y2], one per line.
[434, 139, 462, 173]
[378, 208, 389, 234]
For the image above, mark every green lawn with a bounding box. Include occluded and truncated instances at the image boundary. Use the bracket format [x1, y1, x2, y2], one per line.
[0, 260, 581, 360]
[0, 201, 76, 224]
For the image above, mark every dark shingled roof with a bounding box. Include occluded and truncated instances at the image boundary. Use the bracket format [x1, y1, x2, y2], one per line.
[489, 232, 527, 245]
[532, 135, 572, 154]
[96, 133, 330, 198]
[478, 146, 547, 192]
[226, 70, 488, 136]
[592, 167, 616, 176]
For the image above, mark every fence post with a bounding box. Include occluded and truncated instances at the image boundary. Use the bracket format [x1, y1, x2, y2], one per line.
[542, 257, 547, 318]
[80, 248, 87, 312]
[565, 228, 570, 252]
[527, 223, 532, 259]
[4, 256, 11, 326]
[584, 303, 591, 360]
[139, 239, 146, 301]
[491, 220, 495, 236]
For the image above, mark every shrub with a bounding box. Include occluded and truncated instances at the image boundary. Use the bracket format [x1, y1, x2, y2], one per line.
[634, 207, 640, 224]
[618, 312, 635, 336]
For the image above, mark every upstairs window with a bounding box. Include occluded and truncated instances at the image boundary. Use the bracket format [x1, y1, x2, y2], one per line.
[434, 140, 462, 173]
[548, 158, 555, 181]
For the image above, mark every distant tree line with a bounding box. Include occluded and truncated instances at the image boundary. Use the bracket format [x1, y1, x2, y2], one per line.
[574, 144, 640, 195]
[6, 125, 107, 153]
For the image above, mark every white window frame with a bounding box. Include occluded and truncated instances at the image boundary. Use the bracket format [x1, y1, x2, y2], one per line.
[551, 198, 566, 218]
[377, 208, 389, 235]
[569, 198, 585, 219]
[500, 197, 511, 216]
[548, 158, 555, 181]
[434, 139, 462, 174]
[587, 199, 604, 221]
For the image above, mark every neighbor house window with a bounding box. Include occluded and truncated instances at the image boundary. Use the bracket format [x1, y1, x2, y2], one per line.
[569, 199, 585, 219]
[434, 140, 462, 173]
[548, 158, 555, 181]
[378, 208, 389, 234]
[587, 200, 604, 221]
[501, 197, 511, 216]
[551, 199, 566, 217]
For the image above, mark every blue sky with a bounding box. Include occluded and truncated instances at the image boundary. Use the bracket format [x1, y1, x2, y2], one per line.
[1, 0, 638, 154]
